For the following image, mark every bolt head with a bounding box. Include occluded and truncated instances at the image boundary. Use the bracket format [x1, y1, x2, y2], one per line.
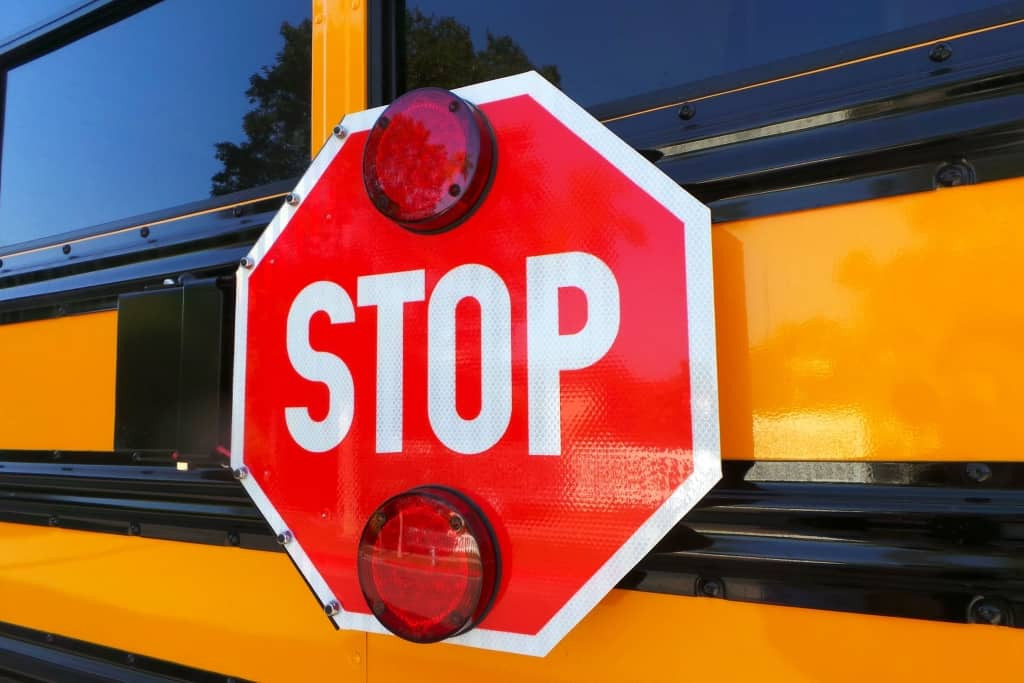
[285, 192, 300, 206]
[62, 244, 71, 255]
[966, 462, 992, 484]
[233, 466, 249, 480]
[698, 577, 724, 598]
[240, 256, 255, 269]
[276, 530, 293, 545]
[969, 597, 1011, 626]
[678, 103, 696, 121]
[449, 514, 465, 532]
[929, 42, 952, 62]
[325, 600, 341, 616]
[140, 227, 150, 238]
[333, 125, 347, 139]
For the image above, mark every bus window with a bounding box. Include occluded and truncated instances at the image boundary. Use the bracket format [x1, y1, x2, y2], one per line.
[0, 0, 310, 249]
[396, 1, 1013, 109]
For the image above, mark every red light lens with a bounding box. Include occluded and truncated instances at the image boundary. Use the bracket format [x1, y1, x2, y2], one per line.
[357, 487, 499, 643]
[362, 88, 495, 233]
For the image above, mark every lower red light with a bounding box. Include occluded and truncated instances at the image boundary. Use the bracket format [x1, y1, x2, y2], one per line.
[357, 487, 499, 643]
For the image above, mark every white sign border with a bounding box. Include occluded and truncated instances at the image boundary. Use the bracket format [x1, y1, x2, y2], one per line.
[232, 71, 721, 657]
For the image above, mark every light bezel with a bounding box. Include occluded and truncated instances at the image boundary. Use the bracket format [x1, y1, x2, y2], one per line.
[361, 87, 497, 234]
[357, 485, 501, 643]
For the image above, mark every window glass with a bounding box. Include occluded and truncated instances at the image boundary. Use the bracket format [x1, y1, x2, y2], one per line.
[400, 1, 1011, 107]
[0, 1, 81, 40]
[0, 0, 310, 247]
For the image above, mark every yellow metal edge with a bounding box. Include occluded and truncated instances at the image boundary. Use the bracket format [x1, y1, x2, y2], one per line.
[715, 177, 1024, 461]
[1, 523, 1017, 682]
[0, 312, 117, 451]
[312, 0, 368, 157]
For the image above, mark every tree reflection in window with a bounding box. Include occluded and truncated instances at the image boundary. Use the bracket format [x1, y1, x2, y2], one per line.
[211, 12, 559, 196]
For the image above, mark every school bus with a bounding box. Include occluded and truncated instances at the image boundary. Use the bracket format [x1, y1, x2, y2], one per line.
[0, 0, 1022, 680]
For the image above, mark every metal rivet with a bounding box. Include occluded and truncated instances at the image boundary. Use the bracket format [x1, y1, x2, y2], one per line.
[48, 515, 59, 527]
[933, 161, 970, 188]
[333, 125, 347, 139]
[969, 597, 1011, 625]
[929, 42, 952, 63]
[162, 277, 176, 286]
[966, 463, 992, 484]
[139, 227, 150, 238]
[240, 256, 255, 269]
[62, 244, 71, 255]
[227, 531, 240, 546]
[126, 654, 136, 666]
[128, 522, 141, 536]
[233, 466, 249, 480]
[697, 576, 724, 598]
[325, 600, 341, 616]
[448, 184, 461, 197]
[276, 530, 293, 545]
[131, 451, 142, 462]
[449, 514, 464, 532]
[286, 192, 300, 206]
[678, 103, 696, 121]
[448, 100, 459, 113]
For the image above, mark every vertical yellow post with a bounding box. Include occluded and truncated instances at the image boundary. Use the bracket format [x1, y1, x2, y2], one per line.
[312, 0, 368, 156]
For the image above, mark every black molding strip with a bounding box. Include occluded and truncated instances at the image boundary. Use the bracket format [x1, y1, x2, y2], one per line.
[0, 621, 250, 682]
[0, 457, 1019, 629]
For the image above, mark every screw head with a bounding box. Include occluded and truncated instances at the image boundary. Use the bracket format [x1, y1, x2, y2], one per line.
[448, 184, 461, 197]
[333, 125, 347, 139]
[240, 256, 255, 269]
[139, 227, 150, 238]
[697, 576, 724, 598]
[448, 100, 460, 113]
[969, 597, 1011, 626]
[227, 531, 241, 546]
[62, 244, 71, 255]
[929, 42, 952, 63]
[285, 192, 300, 206]
[48, 515, 59, 527]
[128, 521, 141, 536]
[966, 462, 992, 484]
[678, 103, 696, 121]
[233, 466, 249, 480]
[325, 600, 341, 616]
[449, 514, 465, 532]
[276, 530, 293, 545]
[936, 163, 970, 188]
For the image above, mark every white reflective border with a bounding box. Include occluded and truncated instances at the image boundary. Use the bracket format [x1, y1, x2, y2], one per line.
[232, 71, 721, 657]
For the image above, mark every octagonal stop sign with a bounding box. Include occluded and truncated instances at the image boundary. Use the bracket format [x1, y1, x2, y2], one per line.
[232, 71, 721, 656]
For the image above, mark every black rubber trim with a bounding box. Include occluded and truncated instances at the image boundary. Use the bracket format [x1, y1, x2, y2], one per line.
[0, 620, 250, 682]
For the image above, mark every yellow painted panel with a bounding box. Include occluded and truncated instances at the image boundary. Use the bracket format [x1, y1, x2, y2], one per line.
[0, 522, 1017, 682]
[715, 178, 1024, 460]
[0, 312, 116, 451]
[0, 523, 364, 681]
[312, 0, 367, 155]
[370, 590, 1021, 682]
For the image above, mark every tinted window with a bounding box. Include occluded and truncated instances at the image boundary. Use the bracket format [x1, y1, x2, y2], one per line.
[0, 1, 81, 41]
[0, 0, 310, 247]
[400, 1, 1011, 107]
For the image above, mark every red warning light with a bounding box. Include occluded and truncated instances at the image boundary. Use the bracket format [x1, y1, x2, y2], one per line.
[357, 487, 499, 643]
[362, 88, 495, 233]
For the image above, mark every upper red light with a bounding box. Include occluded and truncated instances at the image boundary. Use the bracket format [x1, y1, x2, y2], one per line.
[357, 487, 499, 643]
[362, 88, 495, 233]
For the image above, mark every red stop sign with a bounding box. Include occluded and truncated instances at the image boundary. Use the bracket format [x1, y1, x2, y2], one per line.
[232, 72, 720, 656]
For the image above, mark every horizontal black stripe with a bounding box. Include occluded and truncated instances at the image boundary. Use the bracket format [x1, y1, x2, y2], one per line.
[0, 457, 1018, 628]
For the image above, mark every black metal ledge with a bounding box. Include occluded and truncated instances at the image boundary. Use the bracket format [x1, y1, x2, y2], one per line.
[0, 457, 1019, 629]
[0, 621, 249, 682]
